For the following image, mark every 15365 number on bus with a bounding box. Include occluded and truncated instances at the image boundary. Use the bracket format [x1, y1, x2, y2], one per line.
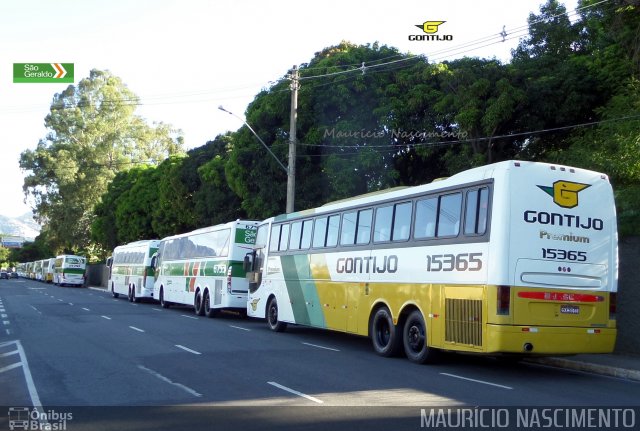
[426, 253, 483, 272]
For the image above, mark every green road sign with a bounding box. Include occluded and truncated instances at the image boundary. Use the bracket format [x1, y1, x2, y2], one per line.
[13, 63, 74, 83]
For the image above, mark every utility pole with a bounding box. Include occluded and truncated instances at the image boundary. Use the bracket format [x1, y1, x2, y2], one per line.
[286, 65, 299, 214]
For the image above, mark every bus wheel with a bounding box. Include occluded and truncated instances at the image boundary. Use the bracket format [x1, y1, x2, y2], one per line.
[128, 286, 134, 302]
[403, 310, 438, 364]
[132, 288, 140, 303]
[194, 290, 205, 316]
[204, 290, 219, 318]
[267, 297, 287, 332]
[160, 288, 170, 309]
[370, 307, 401, 357]
[111, 284, 119, 299]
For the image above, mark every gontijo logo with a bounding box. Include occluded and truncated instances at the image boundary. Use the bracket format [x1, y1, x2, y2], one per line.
[537, 180, 590, 209]
[409, 21, 453, 41]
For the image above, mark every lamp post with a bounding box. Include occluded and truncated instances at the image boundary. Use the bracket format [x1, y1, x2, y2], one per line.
[218, 105, 293, 212]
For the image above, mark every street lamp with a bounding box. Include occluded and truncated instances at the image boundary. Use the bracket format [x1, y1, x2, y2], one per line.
[218, 105, 294, 213]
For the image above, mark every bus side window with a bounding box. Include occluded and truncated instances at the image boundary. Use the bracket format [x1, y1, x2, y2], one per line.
[279, 224, 290, 251]
[392, 202, 412, 241]
[356, 209, 373, 245]
[300, 220, 313, 249]
[374, 205, 393, 242]
[341, 212, 357, 246]
[326, 215, 340, 247]
[312, 217, 328, 248]
[464, 187, 489, 235]
[289, 221, 302, 250]
[414, 197, 437, 239]
[437, 192, 462, 237]
[269, 225, 281, 252]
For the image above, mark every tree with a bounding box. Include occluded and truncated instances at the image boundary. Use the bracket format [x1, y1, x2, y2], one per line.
[20, 69, 183, 255]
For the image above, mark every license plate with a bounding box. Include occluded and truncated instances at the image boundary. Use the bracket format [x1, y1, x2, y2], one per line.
[560, 304, 580, 315]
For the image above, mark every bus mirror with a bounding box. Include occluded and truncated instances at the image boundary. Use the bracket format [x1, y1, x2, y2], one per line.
[106, 256, 113, 268]
[150, 254, 157, 269]
[243, 253, 254, 272]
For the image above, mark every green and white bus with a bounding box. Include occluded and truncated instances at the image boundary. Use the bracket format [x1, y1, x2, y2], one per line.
[107, 240, 160, 302]
[44, 258, 55, 283]
[54, 254, 87, 287]
[244, 161, 618, 363]
[152, 220, 259, 316]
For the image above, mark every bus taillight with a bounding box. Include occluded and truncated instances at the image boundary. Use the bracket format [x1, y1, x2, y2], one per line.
[609, 292, 617, 320]
[227, 267, 232, 293]
[497, 285, 511, 315]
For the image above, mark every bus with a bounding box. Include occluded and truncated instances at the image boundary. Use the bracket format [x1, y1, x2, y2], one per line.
[33, 260, 44, 281]
[153, 220, 259, 316]
[107, 240, 160, 302]
[244, 160, 618, 363]
[54, 255, 86, 287]
[44, 258, 55, 283]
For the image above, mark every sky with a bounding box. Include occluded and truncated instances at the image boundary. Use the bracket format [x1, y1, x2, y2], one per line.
[0, 0, 578, 219]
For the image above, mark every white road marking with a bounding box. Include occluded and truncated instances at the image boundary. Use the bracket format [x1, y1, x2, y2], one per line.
[57, 299, 63, 302]
[68, 303, 73, 306]
[0, 350, 19, 358]
[129, 326, 145, 333]
[28, 306, 41, 315]
[181, 314, 198, 320]
[82, 308, 90, 311]
[229, 325, 251, 332]
[152, 308, 162, 311]
[440, 372, 513, 390]
[101, 315, 112, 320]
[175, 344, 201, 355]
[138, 365, 202, 397]
[2, 321, 9, 325]
[16, 340, 44, 406]
[0, 362, 22, 373]
[267, 381, 323, 404]
[1, 313, 7, 318]
[4, 329, 9, 335]
[302, 342, 340, 352]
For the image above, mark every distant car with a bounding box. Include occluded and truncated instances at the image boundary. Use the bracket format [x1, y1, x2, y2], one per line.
[0, 271, 8, 279]
[9, 272, 18, 279]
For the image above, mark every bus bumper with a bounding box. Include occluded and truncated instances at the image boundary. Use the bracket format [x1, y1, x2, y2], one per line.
[485, 324, 616, 354]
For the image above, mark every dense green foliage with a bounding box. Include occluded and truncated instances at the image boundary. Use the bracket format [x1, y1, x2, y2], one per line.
[20, 70, 184, 259]
[20, 1, 639, 260]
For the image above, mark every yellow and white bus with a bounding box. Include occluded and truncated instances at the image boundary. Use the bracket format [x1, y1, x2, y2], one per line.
[107, 240, 160, 302]
[53, 254, 86, 287]
[245, 160, 618, 363]
[152, 220, 259, 316]
[44, 258, 55, 283]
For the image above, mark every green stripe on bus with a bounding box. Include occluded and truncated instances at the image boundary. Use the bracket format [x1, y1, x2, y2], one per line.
[281, 255, 325, 327]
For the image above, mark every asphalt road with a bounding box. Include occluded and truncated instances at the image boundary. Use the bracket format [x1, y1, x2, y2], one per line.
[1, 278, 638, 430]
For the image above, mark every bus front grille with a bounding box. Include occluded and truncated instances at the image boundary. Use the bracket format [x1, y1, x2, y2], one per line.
[445, 298, 483, 347]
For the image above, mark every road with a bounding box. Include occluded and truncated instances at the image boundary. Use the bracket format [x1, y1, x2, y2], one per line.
[0, 278, 638, 430]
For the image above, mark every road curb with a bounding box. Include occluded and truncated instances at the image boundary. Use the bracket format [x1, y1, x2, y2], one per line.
[526, 357, 640, 382]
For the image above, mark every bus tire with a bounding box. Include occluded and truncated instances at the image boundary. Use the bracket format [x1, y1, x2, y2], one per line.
[128, 286, 134, 302]
[160, 287, 170, 309]
[403, 310, 438, 364]
[204, 290, 219, 318]
[111, 284, 119, 298]
[267, 297, 287, 332]
[132, 287, 140, 303]
[370, 307, 401, 357]
[194, 290, 205, 316]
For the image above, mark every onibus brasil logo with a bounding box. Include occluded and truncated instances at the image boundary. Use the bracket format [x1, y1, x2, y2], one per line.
[537, 180, 590, 209]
